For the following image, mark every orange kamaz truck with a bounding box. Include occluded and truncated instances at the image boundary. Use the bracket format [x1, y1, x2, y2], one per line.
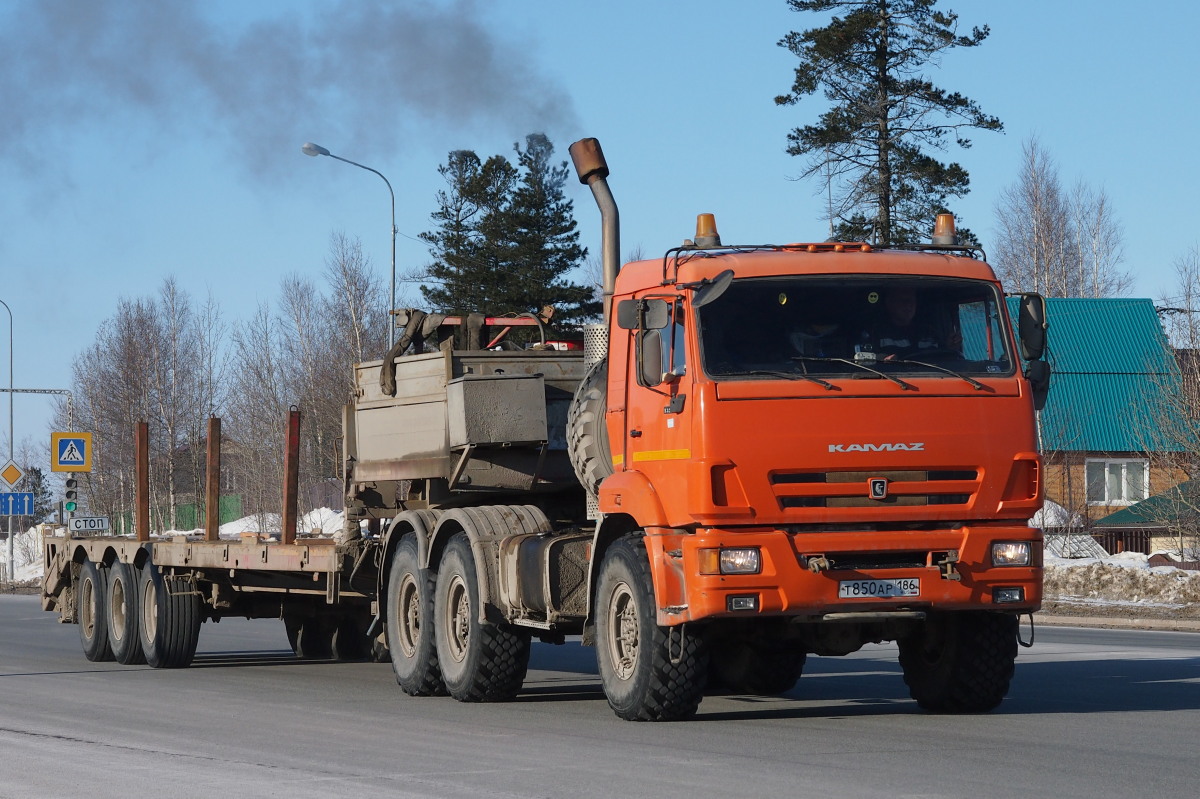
[42, 137, 1049, 721]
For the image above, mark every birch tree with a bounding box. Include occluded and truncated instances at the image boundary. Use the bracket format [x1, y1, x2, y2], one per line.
[992, 138, 1131, 297]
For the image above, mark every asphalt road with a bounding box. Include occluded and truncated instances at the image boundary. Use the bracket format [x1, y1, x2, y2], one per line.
[2, 595, 1197, 799]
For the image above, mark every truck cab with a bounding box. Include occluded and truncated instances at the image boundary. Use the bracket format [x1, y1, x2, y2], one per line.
[600, 242, 1044, 629]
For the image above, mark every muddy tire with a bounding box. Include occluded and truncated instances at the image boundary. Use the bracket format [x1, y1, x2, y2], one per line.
[898, 611, 1018, 713]
[566, 358, 612, 496]
[138, 565, 202, 669]
[434, 534, 530, 702]
[77, 560, 114, 662]
[386, 534, 446, 696]
[106, 562, 145, 665]
[596, 536, 708, 721]
[709, 642, 805, 696]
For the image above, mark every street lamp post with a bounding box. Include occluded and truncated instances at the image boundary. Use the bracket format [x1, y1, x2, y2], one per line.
[0, 299, 13, 581]
[301, 142, 398, 349]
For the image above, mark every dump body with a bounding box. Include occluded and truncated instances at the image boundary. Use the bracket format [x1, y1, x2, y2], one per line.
[347, 346, 587, 506]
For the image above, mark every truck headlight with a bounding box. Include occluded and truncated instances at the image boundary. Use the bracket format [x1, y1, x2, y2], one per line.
[991, 541, 1031, 567]
[699, 547, 762, 575]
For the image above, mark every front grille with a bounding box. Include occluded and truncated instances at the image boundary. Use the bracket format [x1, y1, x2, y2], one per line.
[771, 469, 979, 510]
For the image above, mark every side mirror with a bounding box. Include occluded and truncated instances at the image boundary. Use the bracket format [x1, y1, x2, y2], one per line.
[616, 298, 670, 331]
[640, 330, 664, 386]
[692, 269, 735, 308]
[1025, 359, 1050, 411]
[1017, 293, 1047, 361]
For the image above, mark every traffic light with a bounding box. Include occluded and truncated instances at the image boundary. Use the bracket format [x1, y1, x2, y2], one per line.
[64, 476, 78, 513]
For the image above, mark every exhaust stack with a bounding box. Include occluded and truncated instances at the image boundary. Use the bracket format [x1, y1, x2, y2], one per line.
[569, 138, 620, 323]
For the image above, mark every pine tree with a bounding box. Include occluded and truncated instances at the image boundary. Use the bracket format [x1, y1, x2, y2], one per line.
[18, 466, 54, 525]
[421, 150, 516, 316]
[420, 134, 599, 327]
[776, 0, 1002, 245]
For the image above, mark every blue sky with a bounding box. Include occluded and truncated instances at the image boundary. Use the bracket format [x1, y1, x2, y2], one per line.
[1, 0, 1197, 464]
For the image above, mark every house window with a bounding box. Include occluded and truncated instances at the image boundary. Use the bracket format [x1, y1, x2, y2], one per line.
[1085, 459, 1148, 506]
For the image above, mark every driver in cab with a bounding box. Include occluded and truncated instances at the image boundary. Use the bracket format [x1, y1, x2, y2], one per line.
[861, 287, 953, 361]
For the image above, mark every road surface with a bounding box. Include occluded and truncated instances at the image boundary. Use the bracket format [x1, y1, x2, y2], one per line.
[2, 595, 1197, 798]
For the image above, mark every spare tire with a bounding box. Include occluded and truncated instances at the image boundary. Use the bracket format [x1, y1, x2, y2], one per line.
[566, 358, 613, 496]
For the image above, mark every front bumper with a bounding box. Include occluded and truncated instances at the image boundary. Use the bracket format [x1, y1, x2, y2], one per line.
[646, 524, 1043, 625]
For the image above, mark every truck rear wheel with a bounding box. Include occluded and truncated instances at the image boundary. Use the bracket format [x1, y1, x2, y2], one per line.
[434, 534, 530, 702]
[898, 611, 1018, 713]
[138, 565, 202, 668]
[596, 536, 708, 721]
[77, 560, 114, 662]
[386, 534, 446, 696]
[106, 562, 146, 665]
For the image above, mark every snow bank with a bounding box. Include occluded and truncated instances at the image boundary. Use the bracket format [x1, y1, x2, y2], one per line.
[1031, 499, 1083, 529]
[1045, 552, 1200, 607]
[173, 507, 345, 540]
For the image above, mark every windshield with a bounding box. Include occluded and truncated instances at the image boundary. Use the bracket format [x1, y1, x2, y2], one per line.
[697, 275, 1014, 380]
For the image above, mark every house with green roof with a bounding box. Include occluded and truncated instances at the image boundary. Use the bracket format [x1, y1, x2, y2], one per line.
[1021, 297, 1194, 546]
[1091, 479, 1200, 557]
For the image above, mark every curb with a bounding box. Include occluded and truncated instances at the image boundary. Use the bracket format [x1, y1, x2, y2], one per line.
[1035, 613, 1200, 633]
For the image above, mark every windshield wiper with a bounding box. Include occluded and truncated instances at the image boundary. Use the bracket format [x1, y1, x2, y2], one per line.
[791, 356, 917, 391]
[880, 358, 991, 391]
[725, 368, 837, 391]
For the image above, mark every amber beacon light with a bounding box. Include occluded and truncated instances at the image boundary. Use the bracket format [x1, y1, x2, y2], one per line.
[931, 212, 958, 246]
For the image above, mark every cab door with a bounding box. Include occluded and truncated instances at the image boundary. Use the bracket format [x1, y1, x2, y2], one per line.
[621, 297, 694, 518]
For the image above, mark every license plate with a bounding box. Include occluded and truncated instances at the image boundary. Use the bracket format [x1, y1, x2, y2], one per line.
[838, 578, 920, 599]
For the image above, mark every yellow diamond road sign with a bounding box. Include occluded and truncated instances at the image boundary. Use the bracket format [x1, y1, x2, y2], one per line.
[52, 432, 94, 473]
[1, 460, 24, 489]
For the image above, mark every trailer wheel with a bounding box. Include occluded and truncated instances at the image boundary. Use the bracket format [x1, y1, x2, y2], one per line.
[138, 565, 202, 668]
[386, 534, 446, 696]
[106, 562, 146, 665]
[566, 358, 613, 496]
[284, 615, 333, 659]
[709, 642, 805, 696]
[596, 536, 708, 721]
[434, 533, 530, 702]
[77, 560, 114, 662]
[331, 614, 371, 662]
[898, 611, 1018, 713]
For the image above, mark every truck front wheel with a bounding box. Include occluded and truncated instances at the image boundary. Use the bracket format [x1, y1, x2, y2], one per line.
[898, 611, 1018, 713]
[77, 560, 114, 662]
[595, 536, 708, 721]
[386, 534, 446, 695]
[434, 534, 530, 702]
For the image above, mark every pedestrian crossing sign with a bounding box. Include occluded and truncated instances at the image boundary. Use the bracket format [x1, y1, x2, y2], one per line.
[51, 432, 93, 473]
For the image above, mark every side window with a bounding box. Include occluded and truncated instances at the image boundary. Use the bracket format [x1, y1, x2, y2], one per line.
[957, 298, 1009, 363]
[637, 301, 686, 387]
[663, 304, 686, 378]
